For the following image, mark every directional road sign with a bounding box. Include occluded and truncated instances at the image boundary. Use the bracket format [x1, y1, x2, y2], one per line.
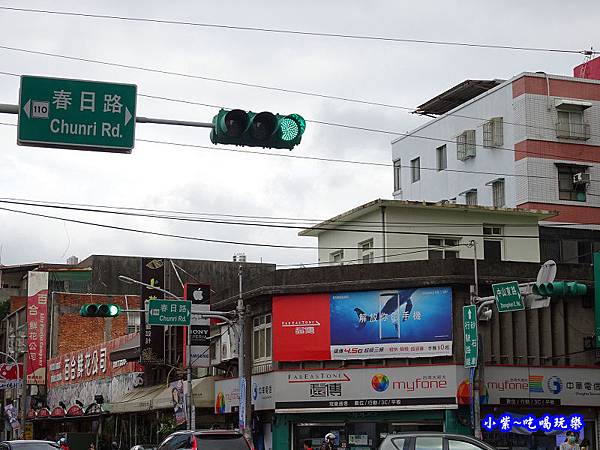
[463, 305, 478, 368]
[148, 300, 191, 326]
[18, 75, 137, 153]
[492, 281, 525, 312]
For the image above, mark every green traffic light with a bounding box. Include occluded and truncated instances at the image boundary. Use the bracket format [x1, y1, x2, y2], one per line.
[211, 108, 305, 150]
[533, 281, 587, 297]
[80, 303, 121, 317]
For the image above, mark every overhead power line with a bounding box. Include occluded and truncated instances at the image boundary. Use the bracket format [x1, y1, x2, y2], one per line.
[0, 197, 586, 229]
[0, 201, 570, 240]
[0, 6, 595, 56]
[2, 120, 600, 186]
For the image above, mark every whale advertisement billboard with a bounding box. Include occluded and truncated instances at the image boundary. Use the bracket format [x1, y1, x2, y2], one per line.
[273, 287, 453, 361]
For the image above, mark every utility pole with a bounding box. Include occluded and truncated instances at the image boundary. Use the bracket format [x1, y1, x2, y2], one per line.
[470, 240, 482, 440]
[236, 266, 251, 440]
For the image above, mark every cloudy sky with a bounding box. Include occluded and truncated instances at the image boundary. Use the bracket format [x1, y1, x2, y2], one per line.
[0, 0, 596, 268]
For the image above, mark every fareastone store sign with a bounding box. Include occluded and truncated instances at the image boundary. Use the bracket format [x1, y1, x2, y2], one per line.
[214, 365, 459, 413]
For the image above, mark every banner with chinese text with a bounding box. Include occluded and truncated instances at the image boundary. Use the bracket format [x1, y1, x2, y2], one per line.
[26, 271, 48, 384]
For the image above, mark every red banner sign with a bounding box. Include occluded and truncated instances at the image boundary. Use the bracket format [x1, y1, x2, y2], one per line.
[273, 293, 331, 361]
[27, 271, 49, 384]
[47, 334, 142, 388]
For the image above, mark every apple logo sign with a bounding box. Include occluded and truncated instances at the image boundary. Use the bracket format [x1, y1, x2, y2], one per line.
[193, 289, 204, 302]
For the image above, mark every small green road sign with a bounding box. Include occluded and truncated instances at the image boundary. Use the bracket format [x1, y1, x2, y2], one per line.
[148, 300, 191, 326]
[18, 75, 137, 153]
[492, 281, 524, 312]
[463, 305, 478, 368]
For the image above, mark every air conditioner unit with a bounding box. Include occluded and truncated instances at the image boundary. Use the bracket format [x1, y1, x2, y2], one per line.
[573, 172, 591, 185]
[220, 326, 238, 361]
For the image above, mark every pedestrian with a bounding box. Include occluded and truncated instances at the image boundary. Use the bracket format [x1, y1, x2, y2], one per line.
[320, 433, 336, 450]
[560, 432, 580, 450]
[304, 440, 313, 450]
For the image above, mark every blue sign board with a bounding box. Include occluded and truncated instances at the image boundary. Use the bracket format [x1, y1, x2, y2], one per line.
[482, 413, 584, 433]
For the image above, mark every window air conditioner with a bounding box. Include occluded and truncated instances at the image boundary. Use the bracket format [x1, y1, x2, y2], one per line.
[573, 172, 591, 185]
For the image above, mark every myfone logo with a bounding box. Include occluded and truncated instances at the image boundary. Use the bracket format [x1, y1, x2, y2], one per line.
[547, 376, 562, 395]
[371, 374, 389, 392]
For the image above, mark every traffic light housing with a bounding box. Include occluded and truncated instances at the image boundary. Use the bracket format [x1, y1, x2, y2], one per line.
[210, 109, 306, 150]
[79, 303, 121, 317]
[533, 281, 588, 297]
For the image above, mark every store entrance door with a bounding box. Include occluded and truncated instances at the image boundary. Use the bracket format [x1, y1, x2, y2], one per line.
[294, 423, 345, 450]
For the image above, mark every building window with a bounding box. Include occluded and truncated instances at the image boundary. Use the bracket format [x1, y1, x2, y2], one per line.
[465, 190, 478, 206]
[330, 250, 344, 264]
[428, 237, 460, 259]
[558, 165, 588, 202]
[127, 313, 140, 334]
[484, 240, 502, 262]
[483, 225, 502, 236]
[456, 130, 476, 161]
[492, 179, 505, 207]
[410, 157, 420, 182]
[483, 117, 503, 148]
[556, 110, 590, 140]
[253, 314, 272, 363]
[436, 145, 447, 171]
[393, 159, 401, 191]
[359, 239, 374, 264]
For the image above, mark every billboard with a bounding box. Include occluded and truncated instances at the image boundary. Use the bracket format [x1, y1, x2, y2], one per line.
[27, 271, 48, 384]
[214, 365, 459, 413]
[183, 283, 211, 368]
[457, 366, 600, 407]
[140, 258, 166, 364]
[273, 287, 452, 361]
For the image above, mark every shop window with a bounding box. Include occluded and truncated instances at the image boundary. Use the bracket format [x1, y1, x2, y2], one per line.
[415, 437, 443, 450]
[253, 314, 272, 364]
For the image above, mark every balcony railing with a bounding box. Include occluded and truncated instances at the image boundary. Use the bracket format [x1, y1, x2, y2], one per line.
[556, 122, 591, 140]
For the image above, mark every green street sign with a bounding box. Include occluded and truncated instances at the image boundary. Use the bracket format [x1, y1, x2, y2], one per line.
[148, 300, 191, 326]
[492, 281, 524, 312]
[463, 305, 478, 368]
[18, 75, 137, 153]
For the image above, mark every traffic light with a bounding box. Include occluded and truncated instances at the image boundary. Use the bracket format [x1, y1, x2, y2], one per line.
[79, 303, 121, 317]
[210, 109, 306, 150]
[533, 281, 588, 297]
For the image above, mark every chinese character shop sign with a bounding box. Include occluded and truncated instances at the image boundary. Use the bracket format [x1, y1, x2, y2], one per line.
[27, 271, 49, 385]
[482, 413, 584, 433]
[18, 75, 137, 153]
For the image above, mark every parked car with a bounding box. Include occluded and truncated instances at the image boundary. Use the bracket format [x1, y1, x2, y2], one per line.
[130, 445, 156, 450]
[379, 433, 495, 450]
[157, 430, 252, 450]
[0, 441, 61, 450]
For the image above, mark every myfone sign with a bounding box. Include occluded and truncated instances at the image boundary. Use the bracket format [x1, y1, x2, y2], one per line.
[18, 75, 137, 153]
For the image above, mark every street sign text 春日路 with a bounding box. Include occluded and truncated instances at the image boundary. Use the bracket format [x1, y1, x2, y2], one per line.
[18, 75, 136, 153]
[148, 300, 191, 326]
[492, 281, 524, 312]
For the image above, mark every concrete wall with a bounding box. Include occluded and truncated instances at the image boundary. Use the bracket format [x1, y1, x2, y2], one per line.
[315, 206, 541, 265]
[391, 82, 517, 206]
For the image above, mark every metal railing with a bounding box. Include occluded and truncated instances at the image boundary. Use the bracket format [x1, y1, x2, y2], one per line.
[556, 121, 591, 140]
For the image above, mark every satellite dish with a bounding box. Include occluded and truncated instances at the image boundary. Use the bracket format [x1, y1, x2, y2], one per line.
[536, 260, 557, 284]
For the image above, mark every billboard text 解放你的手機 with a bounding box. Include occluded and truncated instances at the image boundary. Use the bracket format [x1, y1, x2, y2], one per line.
[273, 287, 453, 361]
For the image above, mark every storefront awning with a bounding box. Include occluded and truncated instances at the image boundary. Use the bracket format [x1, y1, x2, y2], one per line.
[109, 334, 140, 362]
[105, 377, 216, 413]
[192, 377, 214, 408]
[105, 384, 164, 414]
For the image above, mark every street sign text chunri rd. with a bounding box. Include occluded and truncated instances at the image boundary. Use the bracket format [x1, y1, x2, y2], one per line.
[18, 75, 137, 153]
[148, 300, 191, 326]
